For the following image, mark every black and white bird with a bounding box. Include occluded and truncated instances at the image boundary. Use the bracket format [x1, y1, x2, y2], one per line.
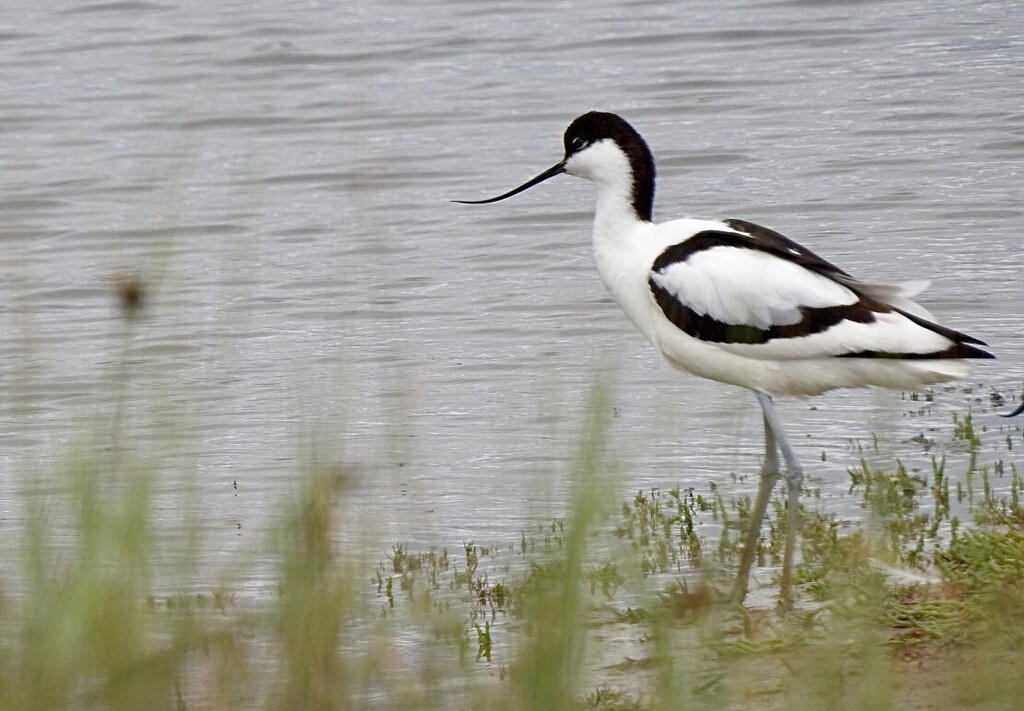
[455, 111, 1007, 605]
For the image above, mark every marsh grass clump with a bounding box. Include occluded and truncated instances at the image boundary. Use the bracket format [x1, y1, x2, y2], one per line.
[848, 458, 933, 566]
[937, 528, 1024, 614]
[614, 486, 713, 576]
[973, 467, 1024, 526]
[580, 686, 651, 711]
[15, 463, 160, 710]
[881, 584, 970, 651]
[0, 453, 232, 711]
[270, 470, 353, 711]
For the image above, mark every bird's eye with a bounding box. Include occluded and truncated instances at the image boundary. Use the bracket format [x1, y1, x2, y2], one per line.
[571, 136, 587, 151]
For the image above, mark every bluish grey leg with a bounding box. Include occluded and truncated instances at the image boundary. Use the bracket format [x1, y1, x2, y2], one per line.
[731, 398, 781, 603]
[753, 391, 804, 608]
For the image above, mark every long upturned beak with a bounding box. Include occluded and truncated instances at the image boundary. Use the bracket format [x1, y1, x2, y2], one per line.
[452, 161, 566, 204]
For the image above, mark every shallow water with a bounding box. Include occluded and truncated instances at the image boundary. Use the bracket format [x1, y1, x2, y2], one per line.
[1, 0, 1022, 593]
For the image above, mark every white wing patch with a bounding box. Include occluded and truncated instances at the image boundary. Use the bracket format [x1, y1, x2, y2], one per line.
[650, 246, 858, 329]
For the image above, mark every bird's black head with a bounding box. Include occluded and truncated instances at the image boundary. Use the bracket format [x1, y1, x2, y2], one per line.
[562, 112, 656, 221]
[454, 111, 656, 222]
[563, 111, 641, 156]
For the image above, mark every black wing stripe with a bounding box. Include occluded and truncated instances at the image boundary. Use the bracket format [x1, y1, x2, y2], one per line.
[650, 225, 850, 288]
[837, 345, 994, 360]
[651, 278, 995, 358]
[649, 279, 879, 345]
[723, 218, 852, 278]
[650, 231, 752, 273]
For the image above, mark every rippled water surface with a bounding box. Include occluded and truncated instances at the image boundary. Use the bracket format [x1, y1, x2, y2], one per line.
[1, 0, 1022, 591]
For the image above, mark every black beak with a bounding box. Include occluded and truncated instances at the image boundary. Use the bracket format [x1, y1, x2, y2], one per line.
[452, 161, 566, 204]
[1002, 399, 1024, 418]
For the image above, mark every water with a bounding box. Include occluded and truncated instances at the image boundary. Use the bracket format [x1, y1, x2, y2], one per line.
[1, 0, 1022, 593]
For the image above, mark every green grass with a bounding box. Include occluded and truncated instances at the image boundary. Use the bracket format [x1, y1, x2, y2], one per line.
[1, 387, 1022, 710]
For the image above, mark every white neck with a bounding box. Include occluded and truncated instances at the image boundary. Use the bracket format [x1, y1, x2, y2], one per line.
[566, 139, 648, 245]
[594, 179, 645, 242]
[588, 180, 656, 337]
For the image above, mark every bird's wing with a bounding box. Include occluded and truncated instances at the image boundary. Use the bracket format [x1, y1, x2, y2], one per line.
[725, 218, 935, 318]
[648, 228, 991, 361]
[723, 218, 851, 278]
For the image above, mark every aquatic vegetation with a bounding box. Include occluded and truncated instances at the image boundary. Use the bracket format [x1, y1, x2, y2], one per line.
[2, 391, 1023, 710]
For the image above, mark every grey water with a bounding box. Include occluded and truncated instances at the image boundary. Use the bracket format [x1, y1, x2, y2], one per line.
[1, 0, 1022, 595]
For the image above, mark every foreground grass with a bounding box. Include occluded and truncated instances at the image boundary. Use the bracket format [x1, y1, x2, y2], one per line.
[0, 396, 1021, 709]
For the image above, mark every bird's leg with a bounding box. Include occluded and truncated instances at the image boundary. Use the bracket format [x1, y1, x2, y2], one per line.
[730, 399, 781, 603]
[753, 391, 804, 609]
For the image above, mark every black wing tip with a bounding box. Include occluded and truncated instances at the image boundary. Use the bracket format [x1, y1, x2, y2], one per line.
[965, 345, 996, 359]
[889, 306, 994, 356]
